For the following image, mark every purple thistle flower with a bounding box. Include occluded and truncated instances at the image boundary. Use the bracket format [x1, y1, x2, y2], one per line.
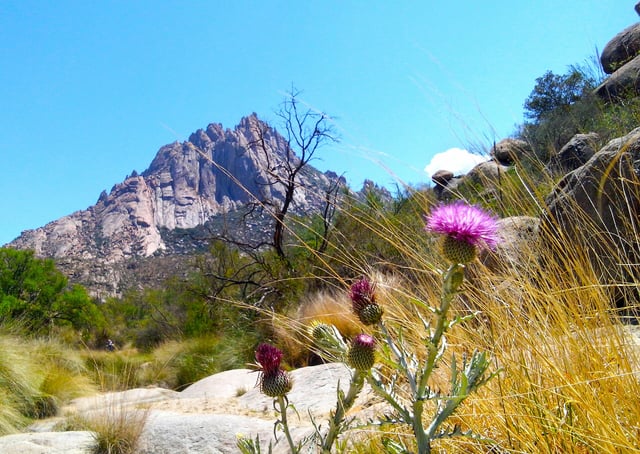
[255, 343, 292, 397]
[349, 278, 383, 325]
[255, 343, 283, 376]
[353, 333, 376, 349]
[349, 278, 376, 312]
[425, 201, 499, 249]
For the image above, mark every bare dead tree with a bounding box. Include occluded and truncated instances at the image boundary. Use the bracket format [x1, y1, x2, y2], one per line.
[317, 177, 343, 254]
[249, 87, 339, 261]
[187, 88, 342, 315]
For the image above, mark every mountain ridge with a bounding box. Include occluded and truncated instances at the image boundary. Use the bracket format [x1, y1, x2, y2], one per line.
[6, 113, 357, 297]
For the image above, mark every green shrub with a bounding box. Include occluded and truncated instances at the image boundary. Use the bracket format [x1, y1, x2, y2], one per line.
[83, 350, 149, 391]
[173, 334, 258, 389]
[0, 248, 104, 335]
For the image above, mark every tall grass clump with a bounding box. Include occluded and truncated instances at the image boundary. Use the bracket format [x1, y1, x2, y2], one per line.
[380, 177, 640, 451]
[0, 330, 95, 434]
[72, 403, 149, 454]
[65, 389, 150, 454]
[443, 205, 640, 452]
[72, 349, 153, 454]
[83, 348, 150, 391]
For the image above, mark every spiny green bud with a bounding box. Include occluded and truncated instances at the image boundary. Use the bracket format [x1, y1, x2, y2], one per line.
[310, 322, 342, 347]
[347, 333, 376, 371]
[309, 321, 347, 359]
[357, 303, 384, 326]
[442, 235, 477, 264]
[260, 369, 292, 397]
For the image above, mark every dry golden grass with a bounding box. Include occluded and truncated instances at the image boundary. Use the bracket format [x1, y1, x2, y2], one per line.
[67, 402, 150, 454]
[0, 333, 96, 433]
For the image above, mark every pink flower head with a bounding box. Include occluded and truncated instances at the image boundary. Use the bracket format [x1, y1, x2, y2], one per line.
[348, 333, 377, 370]
[353, 333, 376, 349]
[349, 278, 376, 312]
[255, 343, 283, 376]
[425, 201, 499, 249]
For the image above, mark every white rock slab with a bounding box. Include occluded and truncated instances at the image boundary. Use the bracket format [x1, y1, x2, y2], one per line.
[179, 368, 257, 400]
[238, 362, 359, 416]
[138, 411, 309, 454]
[66, 387, 179, 413]
[0, 431, 95, 454]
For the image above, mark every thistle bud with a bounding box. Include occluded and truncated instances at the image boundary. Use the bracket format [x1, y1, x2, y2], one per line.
[255, 343, 292, 397]
[347, 333, 376, 371]
[349, 278, 383, 325]
[260, 369, 292, 397]
[309, 321, 347, 359]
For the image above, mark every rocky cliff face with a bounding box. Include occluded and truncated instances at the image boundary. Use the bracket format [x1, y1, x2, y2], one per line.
[7, 114, 340, 296]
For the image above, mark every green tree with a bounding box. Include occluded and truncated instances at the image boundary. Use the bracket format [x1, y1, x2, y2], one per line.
[523, 69, 595, 122]
[0, 248, 102, 333]
[518, 65, 602, 159]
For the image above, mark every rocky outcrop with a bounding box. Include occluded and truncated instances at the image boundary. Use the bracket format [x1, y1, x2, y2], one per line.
[596, 54, 640, 100]
[0, 431, 95, 454]
[601, 23, 640, 74]
[544, 127, 640, 305]
[546, 132, 600, 174]
[7, 114, 341, 296]
[430, 138, 530, 201]
[432, 159, 510, 202]
[2, 363, 374, 454]
[596, 7, 640, 100]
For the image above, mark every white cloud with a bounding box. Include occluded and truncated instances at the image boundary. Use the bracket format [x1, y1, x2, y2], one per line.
[424, 147, 489, 177]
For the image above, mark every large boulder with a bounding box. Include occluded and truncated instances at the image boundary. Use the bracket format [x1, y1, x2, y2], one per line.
[137, 412, 291, 454]
[601, 23, 640, 74]
[179, 368, 256, 400]
[491, 138, 532, 165]
[431, 169, 455, 200]
[431, 169, 454, 187]
[465, 160, 509, 185]
[544, 127, 640, 305]
[546, 133, 599, 174]
[480, 216, 541, 275]
[595, 53, 640, 101]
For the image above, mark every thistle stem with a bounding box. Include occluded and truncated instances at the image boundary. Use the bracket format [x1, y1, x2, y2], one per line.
[414, 264, 463, 454]
[276, 395, 297, 453]
[322, 370, 365, 453]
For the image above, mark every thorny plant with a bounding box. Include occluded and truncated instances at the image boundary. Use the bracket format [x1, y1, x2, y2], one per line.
[239, 201, 501, 453]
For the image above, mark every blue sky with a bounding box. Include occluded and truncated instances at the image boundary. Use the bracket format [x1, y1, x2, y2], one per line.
[0, 1, 635, 245]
